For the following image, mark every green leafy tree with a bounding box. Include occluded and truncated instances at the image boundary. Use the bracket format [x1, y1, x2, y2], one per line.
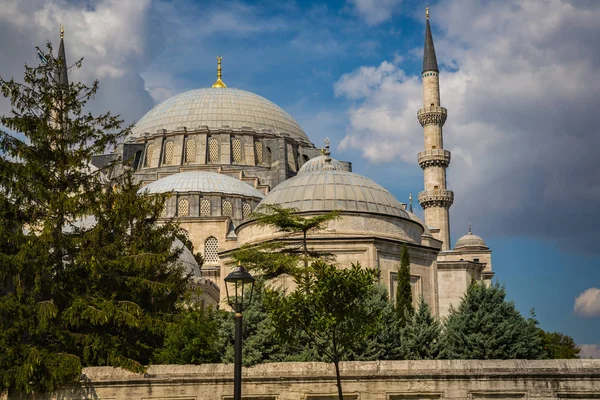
[539, 329, 580, 359]
[153, 306, 221, 364]
[439, 282, 544, 360]
[399, 295, 441, 360]
[0, 44, 188, 396]
[347, 284, 401, 361]
[231, 204, 340, 277]
[395, 244, 414, 327]
[265, 261, 381, 400]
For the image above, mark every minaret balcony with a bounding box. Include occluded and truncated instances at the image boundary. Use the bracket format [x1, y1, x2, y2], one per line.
[418, 149, 451, 169]
[417, 106, 447, 127]
[418, 189, 454, 209]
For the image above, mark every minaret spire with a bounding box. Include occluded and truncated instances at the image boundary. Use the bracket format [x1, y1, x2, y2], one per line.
[55, 24, 68, 87]
[417, 10, 453, 250]
[212, 56, 227, 88]
[409, 193, 413, 213]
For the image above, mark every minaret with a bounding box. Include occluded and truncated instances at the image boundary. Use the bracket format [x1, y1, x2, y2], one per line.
[417, 8, 453, 250]
[55, 24, 68, 87]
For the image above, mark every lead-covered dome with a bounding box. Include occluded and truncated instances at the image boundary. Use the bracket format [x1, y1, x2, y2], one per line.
[299, 155, 345, 173]
[259, 169, 409, 218]
[141, 170, 264, 199]
[130, 88, 310, 144]
[454, 228, 488, 250]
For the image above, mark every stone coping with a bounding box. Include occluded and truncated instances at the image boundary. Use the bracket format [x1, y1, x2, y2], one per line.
[81, 360, 600, 384]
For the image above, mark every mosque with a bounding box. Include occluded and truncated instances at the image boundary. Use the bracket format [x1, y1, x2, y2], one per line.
[88, 12, 493, 318]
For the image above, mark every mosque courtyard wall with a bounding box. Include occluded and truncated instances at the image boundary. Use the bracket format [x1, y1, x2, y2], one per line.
[30, 360, 600, 400]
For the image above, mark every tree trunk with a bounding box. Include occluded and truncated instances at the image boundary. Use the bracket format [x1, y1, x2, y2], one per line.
[334, 358, 343, 400]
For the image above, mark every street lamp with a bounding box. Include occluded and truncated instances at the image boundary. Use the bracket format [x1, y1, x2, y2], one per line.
[224, 264, 255, 400]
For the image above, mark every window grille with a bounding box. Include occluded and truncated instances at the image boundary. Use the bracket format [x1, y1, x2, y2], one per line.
[145, 144, 154, 167]
[222, 199, 233, 217]
[204, 236, 219, 263]
[200, 198, 211, 216]
[178, 228, 190, 241]
[160, 205, 167, 218]
[209, 137, 219, 163]
[185, 138, 196, 163]
[164, 141, 174, 164]
[242, 202, 252, 219]
[232, 138, 243, 163]
[178, 198, 189, 216]
[254, 141, 263, 164]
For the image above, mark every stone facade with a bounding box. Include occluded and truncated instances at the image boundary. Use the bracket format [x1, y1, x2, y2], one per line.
[30, 360, 600, 400]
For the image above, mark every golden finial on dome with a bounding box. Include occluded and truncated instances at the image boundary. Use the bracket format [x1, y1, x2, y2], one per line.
[60, 24, 64, 39]
[212, 56, 227, 88]
[426, 6, 429, 20]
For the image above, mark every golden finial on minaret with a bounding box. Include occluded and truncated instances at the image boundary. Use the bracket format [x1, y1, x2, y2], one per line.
[426, 6, 429, 20]
[60, 24, 64, 39]
[212, 56, 227, 88]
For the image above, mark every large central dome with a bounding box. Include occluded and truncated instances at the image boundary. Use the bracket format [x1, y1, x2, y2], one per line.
[130, 88, 310, 143]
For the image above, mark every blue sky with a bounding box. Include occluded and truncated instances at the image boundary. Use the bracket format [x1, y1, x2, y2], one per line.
[0, 0, 598, 356]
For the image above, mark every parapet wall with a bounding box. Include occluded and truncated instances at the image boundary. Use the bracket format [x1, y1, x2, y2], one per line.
[19, 360, 600, 399]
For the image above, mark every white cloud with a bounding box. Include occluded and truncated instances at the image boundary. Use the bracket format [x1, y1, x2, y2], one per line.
[579, 343, 600, 359]
[349, 0, 401, 25]
[335, 0, 600, 251]
[574, 288, 600, 318]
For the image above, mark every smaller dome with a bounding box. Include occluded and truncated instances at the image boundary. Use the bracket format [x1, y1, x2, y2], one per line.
[141, 171, 264, 199]
[455, 227, 488, 249]
[299, 155, 345, 173]
[172, 238, 200, 277]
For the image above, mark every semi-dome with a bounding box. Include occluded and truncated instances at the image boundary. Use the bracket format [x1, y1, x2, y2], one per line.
[259, 169, 409, 218]
[130, 88, 310, 144]
[141, 171, 264, 199]
[299, 155, 345, 173]
[172, 238, 200, 277]
[454, 227, 488, 249]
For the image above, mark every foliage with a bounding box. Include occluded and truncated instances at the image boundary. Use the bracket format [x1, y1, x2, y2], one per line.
[399, 295, 441, 360]
[439, 282, 544, 360]
[153, 305, 221, 364]
[395, 244, 414, 328]
[231, 204, 340, 277]
[539, 329, 580, 359]
[0, 44, 188, 396]
[265, 261, 381, 400]
[346, 284, 401, 361]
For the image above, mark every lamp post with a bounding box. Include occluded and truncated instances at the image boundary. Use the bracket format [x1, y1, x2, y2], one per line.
[224, 264, 255, 400]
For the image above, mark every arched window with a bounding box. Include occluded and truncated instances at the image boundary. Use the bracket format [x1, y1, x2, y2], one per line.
[160, 205, 167, 218]
[200, 198, 211, 217]
[222, 199, 233, 217]
[302, 154, 310, 165]
[232, 138, 243, 163]
[432, 145, 437, 149]
[164, 141, 174, 165]
[209, 137, 219, 163]
[145, 144, 154, 167]
[254, 140, 263, 165]
[242, 202, 252, 219]
[178, 198, 189, 216]
[265, 147, 272, 167]
[185, 138, 196, 163]
[178, 228, 190, 242]
[204, 236, 219, 263]
[434, 185, 439, 190]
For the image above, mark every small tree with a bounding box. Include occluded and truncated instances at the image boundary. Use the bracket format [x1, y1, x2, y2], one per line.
[539, 330, 580, 359]
[399, 295, 441, 359]
[265, 261, 381, 400]
[395, 244, 414, 327]
[231, 204, 339, 277]
[440, 282, 544, 360]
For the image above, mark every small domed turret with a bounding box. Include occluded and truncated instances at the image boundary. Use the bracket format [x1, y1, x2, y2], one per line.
[454, 224, 488, 250]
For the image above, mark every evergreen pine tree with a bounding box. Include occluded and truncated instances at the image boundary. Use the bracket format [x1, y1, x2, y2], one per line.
[0, 43, 189, 396]
[395, 244, 414, 327]
[439, 282, 544, 360]
[399, 295, 441, 360]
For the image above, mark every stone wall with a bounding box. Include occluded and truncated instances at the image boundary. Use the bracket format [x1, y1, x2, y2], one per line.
[29, 360, 600, 400]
